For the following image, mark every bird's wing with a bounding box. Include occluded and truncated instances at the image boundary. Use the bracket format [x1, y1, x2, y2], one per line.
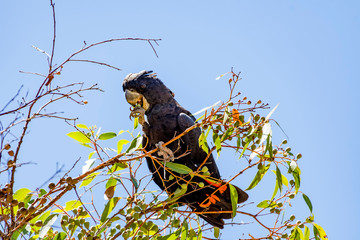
[177, 112, 221, 178]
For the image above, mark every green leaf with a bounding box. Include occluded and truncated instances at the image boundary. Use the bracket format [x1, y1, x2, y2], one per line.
[88, 151, 95, 159]
[99, 132, 117, 140]
[313, 223, 327, 240]
[134, 117, 139, 129]
[166, 162, 192, 174]
[181, 219, 189, 240]
[76, 124, 88, 129]
[292, 167, 301, 194]
[67, 131, 91, 144]
[131, 175, 138, 189]
[304, 226, 310, 240]
[229, 184, 238, 218]
[168, 184, 188, 203]
[100, 197, 120, 223]
[30, 210, 50, 224]
[214, 227, 220, 239]
[39, 214, 58, 238]
[109, 162, 128, 173]
[106, 177, 117, 189]
[117, 139, 130, 154]
[257, 200, 276, 208]
[221, 127, 234, 142]
[198, 131, 209, 154]
[53, 232, 67, 240]
[11, 225, 27, 240]
[313, 225, 320, 240]
[80, 172, 99, 188]
[302, 193, 313, 213]
[270, 181, 279, 200]
[275, 166, 283, 193]
[213, 132, 222, 157]
[289, 227, 299, 240]
[296, 227, 305, 240]
[38, 189, 47, 197]
[79, 143, 92, 148]
[239, 140, 250, 159]
[126, 135, 143, 154]
[266, 137, 273, 159]
[13, 188, 31, 202]
[246, 164, 270, 190]
[53, 200, 82, 213]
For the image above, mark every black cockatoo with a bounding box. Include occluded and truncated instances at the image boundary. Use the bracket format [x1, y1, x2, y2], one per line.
[122, 70, 248, 229]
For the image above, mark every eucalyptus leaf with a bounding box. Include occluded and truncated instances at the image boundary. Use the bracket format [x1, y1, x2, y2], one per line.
[229, 184, 238, 218]
[100, 197, 120, 223]
[303, 193, 313, 213]
[166, 162, 192, 174]
[67, 131, 91, 144]
[99, 132, 117, 140]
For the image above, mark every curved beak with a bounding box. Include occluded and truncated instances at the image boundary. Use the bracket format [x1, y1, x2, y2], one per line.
[125, 89, 142, 106]
[125, 89, 150, 110]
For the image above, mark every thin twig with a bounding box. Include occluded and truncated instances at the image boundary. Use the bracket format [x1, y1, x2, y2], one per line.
[69, 59, 122, 71]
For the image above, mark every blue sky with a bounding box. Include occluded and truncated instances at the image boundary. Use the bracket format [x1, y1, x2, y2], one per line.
[1, 0, 359, 239]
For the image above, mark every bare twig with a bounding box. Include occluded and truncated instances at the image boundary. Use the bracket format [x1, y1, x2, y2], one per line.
[69, 59, 122, 71]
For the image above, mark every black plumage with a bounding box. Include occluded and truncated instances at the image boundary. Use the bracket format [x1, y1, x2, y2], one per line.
[122, 70, 248, 228]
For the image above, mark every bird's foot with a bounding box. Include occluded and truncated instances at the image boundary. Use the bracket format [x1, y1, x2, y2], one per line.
[156, 141, 174, 162]
[156, 141, 175, 179]
[129, 106, 146, 125]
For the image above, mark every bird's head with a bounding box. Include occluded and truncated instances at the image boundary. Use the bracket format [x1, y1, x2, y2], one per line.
[122, 70, 175, 111]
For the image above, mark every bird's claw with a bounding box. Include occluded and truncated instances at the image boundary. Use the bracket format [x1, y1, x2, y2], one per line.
[156, 141, 174, 162]
[156, 141, 175, 179]
[129, 106, 145, 125]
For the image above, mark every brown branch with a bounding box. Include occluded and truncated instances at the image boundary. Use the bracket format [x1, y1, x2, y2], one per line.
[69, 59, 122, 71]
[49, 0, 56, 70]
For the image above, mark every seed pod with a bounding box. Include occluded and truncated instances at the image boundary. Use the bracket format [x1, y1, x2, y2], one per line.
[11, 199, 18, 206]
[65, 184, 73, 191]
[8, 150, 14, 156]
[48, 182, 56, 190]
[4, 144, 11, 150]
[19, 207, 28, 216]
[35, 220, 43, 227]
[40, 198, 47, 205]
[28, 206, 36, 214]
[66, 177, 73, 183]
[18, 202, 25, 208]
